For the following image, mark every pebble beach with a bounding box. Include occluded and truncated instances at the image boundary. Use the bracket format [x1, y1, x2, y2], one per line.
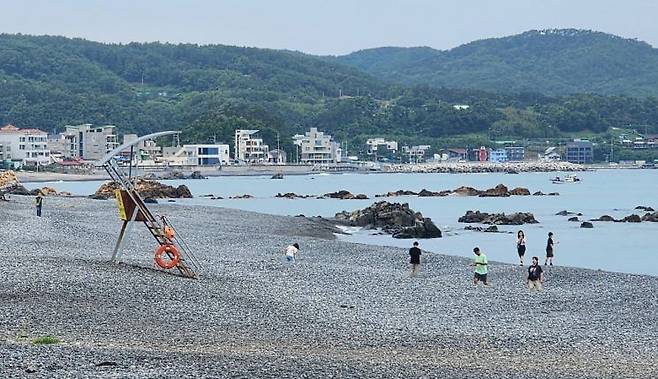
[1, 196, 657, 378]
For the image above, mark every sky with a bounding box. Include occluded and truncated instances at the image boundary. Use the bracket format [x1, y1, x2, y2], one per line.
[1, 0, 657, 55]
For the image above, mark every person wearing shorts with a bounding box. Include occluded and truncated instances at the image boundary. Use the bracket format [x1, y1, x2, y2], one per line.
[472, 247, 489, 287]
[517, 230, 526, 266]
[527, 256, 544, 291]
[409, 241, 422, 277]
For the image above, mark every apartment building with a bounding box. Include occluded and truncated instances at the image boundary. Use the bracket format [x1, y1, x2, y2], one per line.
[366, 138, 398, 157]
[566, 140, 593, 164]
[0, 124, 50, 165]
[163, 144, 230, 166]
[298, 128, 340, 164]
[234, 129, 269, 163]
[54, 124, 119, 161]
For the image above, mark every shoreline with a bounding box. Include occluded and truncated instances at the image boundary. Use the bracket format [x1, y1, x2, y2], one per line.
[2, 196, 657, 377]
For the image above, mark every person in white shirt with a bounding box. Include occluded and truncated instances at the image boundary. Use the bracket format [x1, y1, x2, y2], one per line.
[285, 243, 300, 263]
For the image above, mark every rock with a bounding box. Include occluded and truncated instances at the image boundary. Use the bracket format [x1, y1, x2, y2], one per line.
[324, 190, 368, 199]
[641, 212, 658, 222]
[509, 187, 531, 196]
[591, 215, 616, 222]
[143, 198, 158, 204]
[568, 217, 579, 222]
[580, 222, 594, 228]
[453, 186, 481, 196]
[532, 191, 545, 196]
[635, 206, 655, 212]
[622, 214, 642, 223]
[188, 171, 206, 179]
[95, 361, 118, 367]
[375, 190, 418, 197]
[276, 192, 312, 199]
[484, 225, 499, 232]
[556, 210, 577, 216]
[92, 179, 193, 199]
[335, 201, 441, 238]
[229, 194, 254, 199]
[458, 210, 538, 225]
[479, 184, 510, 197]
[548, 192, 560, 196]
[418, 189, 451, 197]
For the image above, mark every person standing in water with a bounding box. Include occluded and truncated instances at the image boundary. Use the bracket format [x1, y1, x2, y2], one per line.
[527, 256, 544, 291]
[285, 243, 300, 263]
[472, 247, 489, 287]
[516, 230, 526, 266]
[545, 232, 555, 266]
[35, 194, 43, 217]
[409, 241, 422, 277]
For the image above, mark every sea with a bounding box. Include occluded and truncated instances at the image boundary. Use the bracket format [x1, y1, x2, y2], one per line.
[26, 169, 658, 276]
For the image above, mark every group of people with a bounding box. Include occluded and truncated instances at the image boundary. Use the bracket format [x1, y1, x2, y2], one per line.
[408, 230, 557, 291]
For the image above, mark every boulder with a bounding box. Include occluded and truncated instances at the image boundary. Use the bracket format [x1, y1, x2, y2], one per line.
[92, 179, 193, 199]
[642, 212, 658, 222]
[230, 194, 254, 199]
[622, 214, 642, 223]
[276, 192, 312, 199]
[532, 191, 545, 196]
[568, 217, 580, 222]
[635, 206, 655, 212]
[580, 222, 594, 228]
[479, 184, 510, 197]
[375, 190, 418, 197]
[453, 186, 481, 196]
[324, 190, 368, 199]
[509, 187, 531, 196]
[418, 189, 451, 197]
[556, 210, 577, 216]
[591, 215, 616, 222]
[458, 210, 538, 225]
[335, 201, 441, 238]
[143, 198, 158, 204]
[548, 192, 560, 196]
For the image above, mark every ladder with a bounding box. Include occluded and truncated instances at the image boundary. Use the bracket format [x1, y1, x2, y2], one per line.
[104, 158, 201, 278]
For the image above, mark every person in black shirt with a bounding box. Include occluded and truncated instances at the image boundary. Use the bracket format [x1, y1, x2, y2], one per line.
[35, 194, 43, 217]
[409, 241, 422, 277]
[545, 232, 555, 266]
[527, 256, 544, 291]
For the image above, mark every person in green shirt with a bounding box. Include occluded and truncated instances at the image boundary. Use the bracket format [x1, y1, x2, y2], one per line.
[472, 247, 489, 287]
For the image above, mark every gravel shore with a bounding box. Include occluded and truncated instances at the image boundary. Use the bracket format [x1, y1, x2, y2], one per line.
[1, 196, 657, 378]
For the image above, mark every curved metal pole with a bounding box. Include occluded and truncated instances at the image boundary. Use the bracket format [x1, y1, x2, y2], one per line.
[95, 130, 180, 167]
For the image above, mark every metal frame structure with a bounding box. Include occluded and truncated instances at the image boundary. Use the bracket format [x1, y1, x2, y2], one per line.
[95, 131, 200, 278]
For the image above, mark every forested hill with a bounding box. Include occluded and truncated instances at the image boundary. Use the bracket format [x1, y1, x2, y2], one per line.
[1, 33, 658, 159]
[335, 29, 658, 97]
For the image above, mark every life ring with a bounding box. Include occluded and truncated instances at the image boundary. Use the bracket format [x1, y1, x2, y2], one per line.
[154, 244, 180, 269]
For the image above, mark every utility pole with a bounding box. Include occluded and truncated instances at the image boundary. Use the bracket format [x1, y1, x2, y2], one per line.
[610, 135, 614, 163]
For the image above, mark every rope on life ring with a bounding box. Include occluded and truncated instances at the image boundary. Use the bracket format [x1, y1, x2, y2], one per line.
[154, 243, 180, 269]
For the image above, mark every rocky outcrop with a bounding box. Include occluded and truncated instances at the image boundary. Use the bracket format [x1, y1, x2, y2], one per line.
[591, 215, 616, 222]
[509, 187, 531, 196]
[458, 210, 539, 225]
[230, 194, 254, 199]
[453, 186, 481, 196]
[635, 206, 655, 212]
[642, 212, 658, 222]
[375, 190, 418, 197]
[335, 201, 441, 238]
[621, 214, 642, 223]
[464, 225, 506, 233]
[144, 171, 207, 180]
[581, 222, 594, 228]
[556, 210, 582, 216]
[568, 217, 580, 222]
[92, 179, 193, 200]
[324, 190, 369, 200]
[276, 192, 314, 199]
[418, 189, 451, 197]
[479, 184, 511, 197]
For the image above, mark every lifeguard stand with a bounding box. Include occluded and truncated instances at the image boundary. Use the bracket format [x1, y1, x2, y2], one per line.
[95, 131, 200, 278]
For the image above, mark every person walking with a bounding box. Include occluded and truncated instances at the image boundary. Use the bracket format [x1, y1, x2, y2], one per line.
[472, 247, 489, 287]
[527, 256, 544, 291]
[35, 194, 43, 217]
[409, 241, 422, 277]
[285, 243, 299, 263]
[545, 232, 555, 266]
[516, 230, 526, 266]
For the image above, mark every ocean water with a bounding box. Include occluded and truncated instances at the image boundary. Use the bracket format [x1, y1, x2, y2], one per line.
[26, 169, 658, 276]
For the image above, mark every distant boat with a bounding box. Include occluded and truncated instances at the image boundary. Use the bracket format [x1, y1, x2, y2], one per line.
[271, 173, 284, 179]
[552, 174, 580, 184]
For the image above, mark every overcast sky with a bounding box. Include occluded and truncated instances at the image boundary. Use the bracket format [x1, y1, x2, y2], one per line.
[1, 0, 657, 55]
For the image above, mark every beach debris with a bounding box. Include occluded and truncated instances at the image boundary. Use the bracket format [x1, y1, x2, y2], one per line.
[458, 210, 539, 225]
[92, 179, 192, 199]
[335, 201, 441, 238]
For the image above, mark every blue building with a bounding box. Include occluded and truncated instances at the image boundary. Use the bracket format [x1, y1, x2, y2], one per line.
[489, 149, 508, 163]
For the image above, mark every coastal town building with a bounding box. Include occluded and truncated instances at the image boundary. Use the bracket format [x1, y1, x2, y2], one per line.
[438, 148, 467, 161]
[298, 128, 340, 164]
[122, 134, 162, 162]
[234, 129, 269, 163]
[0, 124, 51, 165]
[504, 146, 525, 161]
[366, 138, 398, 159]
[267, 149, 287, 164]
[403, 145, 431, 163]
[162, 144, 230, 166]
[489, 149, 508, 163]
[52, 124, 119, 161]
[566, 139, 594, 164]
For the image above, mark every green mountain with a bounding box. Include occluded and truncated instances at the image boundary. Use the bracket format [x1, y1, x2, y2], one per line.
[1, 32, 658, 162]
[336, 29, 658, 97]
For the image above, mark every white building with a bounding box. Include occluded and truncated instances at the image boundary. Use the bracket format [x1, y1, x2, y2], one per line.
[54, 124, 119, 161]
[298, 128, 340, 164]
[402, 145, 431, 162]
[162, 144, 230, 166]
[366, 138, 398, 156]
[122, 134, 162, 162]
[267, 149, 287, 164]
[0, 124, 50, 165]
[234, 129, 269, 163]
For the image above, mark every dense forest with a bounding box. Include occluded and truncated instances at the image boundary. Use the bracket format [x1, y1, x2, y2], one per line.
[335, 29, 658, 97]
[1, 32, 658, 159]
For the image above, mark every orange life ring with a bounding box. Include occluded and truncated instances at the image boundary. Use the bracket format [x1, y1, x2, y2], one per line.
[154, 244, 180, 269]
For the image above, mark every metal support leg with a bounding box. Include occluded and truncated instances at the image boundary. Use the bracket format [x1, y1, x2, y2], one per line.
[111, 206, 139, 263]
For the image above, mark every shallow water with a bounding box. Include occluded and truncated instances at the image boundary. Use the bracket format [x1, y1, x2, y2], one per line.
[26, 169, 658, 276]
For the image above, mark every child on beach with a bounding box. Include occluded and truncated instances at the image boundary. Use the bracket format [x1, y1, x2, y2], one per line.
[409, 241, 422, 277]
[472, 247, 490, 287]
[285, 243, 300, 263]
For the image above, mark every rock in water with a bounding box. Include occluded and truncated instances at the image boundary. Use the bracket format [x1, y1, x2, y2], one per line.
[642, 212, 658, 222]
[622, 214, 642, 223]
[591, 215, 616, 222]
[635, 205, 655, 212]
[92, 179, 193, 199]
[453, 186, 481, 196]
[568, 216, 580, 222]
[418, 189, 450, 197]
[479, 184, 510, 197]
[581, 222, 594, 228]
[324, 190, 369, 200]
[509, 187, 531, 196]
[458, 210, 538, 225]
[335, 201, 441, 238]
